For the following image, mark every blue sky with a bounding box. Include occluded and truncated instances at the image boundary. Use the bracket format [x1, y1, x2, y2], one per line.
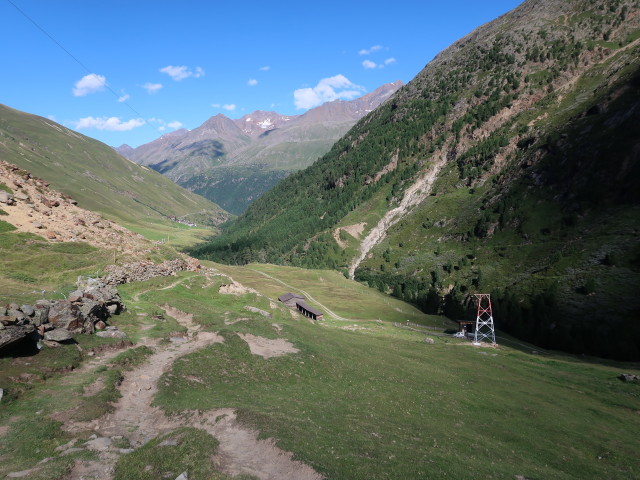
[1, 0, 522, 148]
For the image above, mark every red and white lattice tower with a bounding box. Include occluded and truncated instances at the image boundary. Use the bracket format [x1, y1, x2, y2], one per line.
[473, 294, 496, 345]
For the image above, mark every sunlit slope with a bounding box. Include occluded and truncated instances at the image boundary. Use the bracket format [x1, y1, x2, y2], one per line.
[0, 104, 230, 232]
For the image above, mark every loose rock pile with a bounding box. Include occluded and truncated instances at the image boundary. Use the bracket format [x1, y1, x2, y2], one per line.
[0, 161, 154, 255]
[0, 280, 125, 352]
[102, 257, 201, 285]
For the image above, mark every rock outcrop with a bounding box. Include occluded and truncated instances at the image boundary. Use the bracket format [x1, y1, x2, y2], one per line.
[0, 280, 125, 353]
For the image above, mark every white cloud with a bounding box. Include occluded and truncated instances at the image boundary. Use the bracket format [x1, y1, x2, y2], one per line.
[158, 126, 166, 131]
[259, 65, 270, 71]
[358, 45, 383, 55]
[293, 74, 365, 110]
[118, 93, 130, 102]
[212, 103, 236, 111]
[167, 121, 183, 129]
[160, 65, 205, 81]
[72, 73, 106, 96]
[74, 116, 145, 131]
[362, 57, 397, 70]
[160, 65, 189, 81]
[247, 78, 258, 86]
[48, 114, 57, 121]
[142, 82, 162, 94]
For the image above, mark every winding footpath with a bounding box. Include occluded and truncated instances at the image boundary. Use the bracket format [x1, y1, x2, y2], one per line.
[62, 304, 322, 480]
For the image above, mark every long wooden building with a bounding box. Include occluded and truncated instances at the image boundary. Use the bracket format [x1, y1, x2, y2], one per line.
[295, 301, 323, 320]
[278, 292, 324, 320]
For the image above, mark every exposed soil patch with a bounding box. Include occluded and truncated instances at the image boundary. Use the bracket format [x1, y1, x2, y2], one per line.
[57, 303, 320, 480]
[219, 279, 259, 296]
[237, 333, 300, 359]
[161, 304, 199, 335]
[224, 317, 249, 325]
[82, 376, 106, 397]
[333, 222, 367, 248]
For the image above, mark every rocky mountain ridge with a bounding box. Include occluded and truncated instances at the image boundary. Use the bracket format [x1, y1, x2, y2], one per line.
[119, 81, 403, 214]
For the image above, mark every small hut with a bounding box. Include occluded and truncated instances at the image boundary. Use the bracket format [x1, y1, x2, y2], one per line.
[278, 292, 305, 308]
[457, 320, 475, 336]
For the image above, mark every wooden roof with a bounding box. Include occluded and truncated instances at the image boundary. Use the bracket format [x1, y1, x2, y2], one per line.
[296, 301, 323, 317]
[278, 292, 305, 302]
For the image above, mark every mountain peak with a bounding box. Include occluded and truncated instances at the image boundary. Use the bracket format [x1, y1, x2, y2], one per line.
[234, 111, 295, 137]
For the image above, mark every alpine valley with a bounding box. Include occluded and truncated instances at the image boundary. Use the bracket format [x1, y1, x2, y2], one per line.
[1, 1, 640, 479]
[195, 0, 640, 360]
[118, 81, 403, 214]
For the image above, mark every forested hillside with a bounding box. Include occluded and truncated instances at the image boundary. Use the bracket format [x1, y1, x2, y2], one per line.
[193, 0, 640, 359]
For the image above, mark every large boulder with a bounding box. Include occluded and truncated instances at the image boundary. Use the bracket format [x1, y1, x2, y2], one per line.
[68, 290, 83, 303]
[8, 309, 26, 323]
[0, 324, 35, 351]
[95, 329, 127, 339]
[78, 298, 105, 319]
[0, 315, 18, 326]
[0, 191, 14, 205]
[44, 328, 73, 342]
[32, 301, 50, 326]
[48, 302, 83, 331]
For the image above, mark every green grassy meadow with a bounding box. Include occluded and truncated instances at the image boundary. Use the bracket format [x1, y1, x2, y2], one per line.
[147, 265, 640, 480]
[1, 260, 639, 479]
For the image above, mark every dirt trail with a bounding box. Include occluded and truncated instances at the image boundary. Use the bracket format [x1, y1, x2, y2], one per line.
[348, 153, 447, 279]
[62, 305, 322, 480]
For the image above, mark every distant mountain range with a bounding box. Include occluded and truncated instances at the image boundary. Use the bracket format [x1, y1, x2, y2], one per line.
[117, 81, 403, 214]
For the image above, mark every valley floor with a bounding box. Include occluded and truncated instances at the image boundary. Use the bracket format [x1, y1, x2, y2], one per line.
[1, 263, 639, 480]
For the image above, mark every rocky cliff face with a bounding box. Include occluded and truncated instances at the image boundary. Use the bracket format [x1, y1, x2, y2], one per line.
[193, 0, 640, 359]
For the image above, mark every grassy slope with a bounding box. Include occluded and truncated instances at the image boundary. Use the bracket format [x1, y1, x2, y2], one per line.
[0, 220, 110, 298]
[0, 217, 183, 298]
[356, 46, 640, 358]
[142, 265, 640, 480]
[1, 262, 639, 479]
[0, 104, 228, 242]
